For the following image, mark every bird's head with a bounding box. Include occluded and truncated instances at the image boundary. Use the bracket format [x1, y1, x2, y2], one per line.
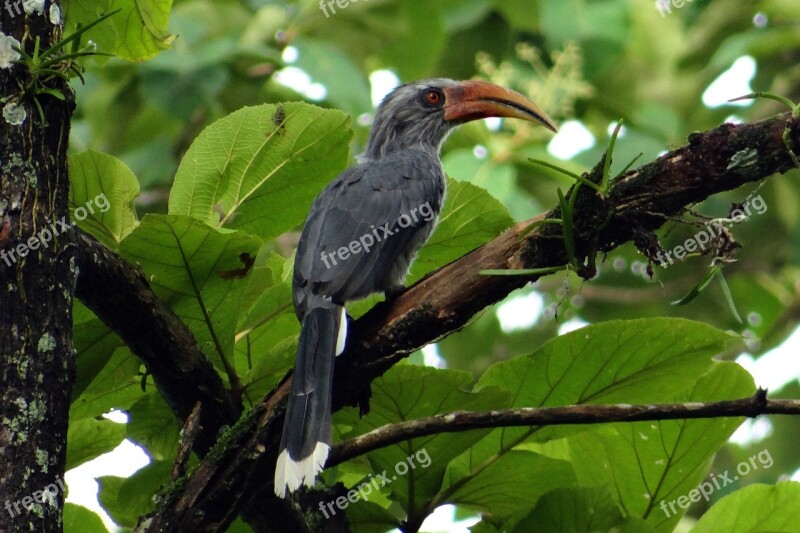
[364, 78, 557, 160]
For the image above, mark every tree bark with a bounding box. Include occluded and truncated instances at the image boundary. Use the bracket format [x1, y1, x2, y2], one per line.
[0, 3, 75, 532]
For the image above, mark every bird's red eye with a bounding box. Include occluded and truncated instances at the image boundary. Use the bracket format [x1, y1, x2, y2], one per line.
[426, 91, 442, 105]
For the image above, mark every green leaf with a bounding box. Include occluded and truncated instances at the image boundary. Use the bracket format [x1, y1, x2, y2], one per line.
[119, 214, 261, 373]
[672, 266, 721, 306]
[66, 417, 127, 470]
[343, 500, 401, 533]
[717, 270, 743, 324]
[569, 362, 755, 531]
[70, 347, 145, 421]
[442, 449, 577, 516]
[235, 251, 298, 402]
[72, 313, 124, 400]
[434, 318, 739, 521]
[692, 481, 800, 532]
[69, 149, 140, 249]
[64, 504, 108, 533]
[442, 150, 527, 219]
[127, 393, 181, 461]
[557, 187, 575, 265]
[408, 178, 514, 283]
[511, 487, 633, 533]
[335, 365, 510, 512]
[97, 461, 171, 527]
[63, 0, 175, 61]
[168, 103, 352, 240]
[477, 318, 739, 409]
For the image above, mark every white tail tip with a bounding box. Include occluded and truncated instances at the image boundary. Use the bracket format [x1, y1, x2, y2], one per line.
[336, 306, 347, 356]
[274, 442, 330, 498]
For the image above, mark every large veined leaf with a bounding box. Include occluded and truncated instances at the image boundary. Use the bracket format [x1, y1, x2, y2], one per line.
[168, 103, 352, 240]
[442, 448, 577, 516]
[511, 487, 651, 533]
[236, 247, 300, 398]
[569, 362, 755, 531]
[62, 0, 175, 61]
[236, 251, 298, 401]
[335, 365, 510, 514]
[479, 317, 738, 401]
[119, 214, 261, 373]
[442, 150, 527, 220]
[435, 318, 740, 521]
[69, 150, 140, 249]
[410, 177, 513, 282]
[692, 481, 800, 532]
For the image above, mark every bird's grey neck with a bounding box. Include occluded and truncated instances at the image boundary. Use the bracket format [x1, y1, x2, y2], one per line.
[362, 117, 450, 161]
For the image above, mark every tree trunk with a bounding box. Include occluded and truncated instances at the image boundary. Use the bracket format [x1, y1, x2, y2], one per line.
[1, 3, 76, 531]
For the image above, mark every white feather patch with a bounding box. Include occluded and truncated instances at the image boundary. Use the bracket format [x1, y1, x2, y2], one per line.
[274, 442, 330, 498]
[335, 307, 347, 356]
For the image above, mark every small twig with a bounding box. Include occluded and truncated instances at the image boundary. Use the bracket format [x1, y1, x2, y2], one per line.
[172, 402, 203, 480]
[327, 389, 794, 466]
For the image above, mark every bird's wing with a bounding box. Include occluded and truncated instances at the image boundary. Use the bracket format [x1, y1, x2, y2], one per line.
[293, 149, 444, 311]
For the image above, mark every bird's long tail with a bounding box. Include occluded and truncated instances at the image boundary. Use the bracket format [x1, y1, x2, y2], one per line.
[274, 302, 347, 497]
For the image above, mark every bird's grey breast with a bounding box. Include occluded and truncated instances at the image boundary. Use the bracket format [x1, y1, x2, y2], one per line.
[293, 148, 445, 316]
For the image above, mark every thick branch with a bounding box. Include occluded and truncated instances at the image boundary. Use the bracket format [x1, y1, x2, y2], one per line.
[328, 390, 799, 465]
[73, 230, 241, 454]
[335, 112, 800, 404]
[109, 111, 798, 531]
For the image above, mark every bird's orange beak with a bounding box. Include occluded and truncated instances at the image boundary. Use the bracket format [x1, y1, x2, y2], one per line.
[443, 80, 558, 133]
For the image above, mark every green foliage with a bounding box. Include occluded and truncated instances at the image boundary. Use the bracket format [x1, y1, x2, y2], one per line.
[62, 0, 175, 61]
[409, 178, 514, 282]
[168, 103, 352, 239]
[66, 417, 127, 470]
[692, 482, 800, 532]
[69, 150, 140, 248]
[63, 504, 109, 533]
[62, 0, 800, 531]
[97, 461, 172, 527]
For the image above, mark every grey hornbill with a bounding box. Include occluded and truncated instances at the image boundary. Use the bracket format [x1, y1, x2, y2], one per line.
[275, 78, 557, 497]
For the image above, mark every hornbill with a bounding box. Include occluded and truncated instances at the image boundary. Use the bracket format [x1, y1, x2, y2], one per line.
[275, 78, 557, 497]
